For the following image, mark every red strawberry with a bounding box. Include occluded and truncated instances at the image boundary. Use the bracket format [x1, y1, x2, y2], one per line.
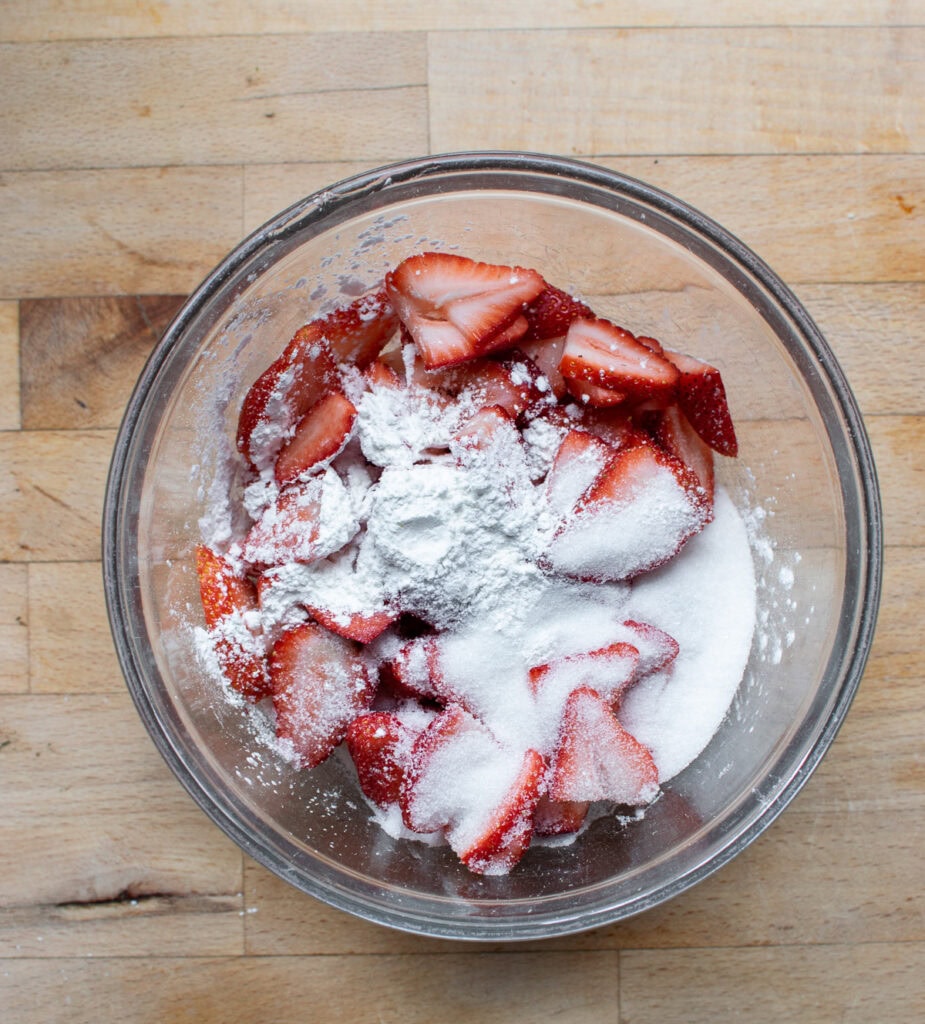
[196, 545, 256, 629]
[196, 546, 271, 701]
[548, 687, 659, 805]
[648, 402, 715, 505]
[306, 605, 397, 644]
[665, 349, 738, 457]
[386, 252, 545, 369]
[346, 712, 415, 807]
[532, 794, 589, 837]
[364, 357, 403, 389]
[620, 619, 680, 680]
[559, 317, 679, 401]
[452, 404, 519, 452]
[379, 636, 443, 701]
[637, 334, 665, 356]
[581, 406, 651, 451]
[565, 374, 627, 408]
[516, 335, 568, 399]
[269, 622, 374, 769]
[545, 439, 711, 581]
[452, 357, 544, 419]
[236, 325, 339, 470]
[458, 747, 545, 875]
[544, 429, 615, 516]
[315, 288, 399, 368]
[274, 390, 357, 487]
[528, 641, 640, 707]
[242, 480, 324, 569]
[522, 283, 595, 342]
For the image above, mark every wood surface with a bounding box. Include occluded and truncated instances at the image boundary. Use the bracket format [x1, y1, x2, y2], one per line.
[1, 3, 923, 1022]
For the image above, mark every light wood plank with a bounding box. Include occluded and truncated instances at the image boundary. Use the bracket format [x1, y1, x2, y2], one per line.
[429, 28, 925, 156]
[796, 283, 925, 414]
[0, 300, 19, 429]
[621, 942, 924, 1024]
[28, 561, 122, 693]
[863, 547, 925, 690]
[0, 693, 244, 957]
[0, 430, 113, 562]
[20, 295, 184, 430]
[1, 0, 920, 42]
[0, 564, 29, 694]
[0, 167, 243, 299]
[1, 35, 427, 172]
[866, 415, 925, 548]
[245, 156, 925, 285]
[0, 951, 620, 1023]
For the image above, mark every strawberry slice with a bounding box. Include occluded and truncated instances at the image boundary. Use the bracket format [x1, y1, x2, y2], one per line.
[274, 390, 357, 487]
[620, 619, 680, 680]
[648, 402, 715, 505]
[316, 288, 399, 368]
[346, 711, 415, 807]
[386, 252, 546, 369]
[452, 357, 544, 419]
[565, 374, 627, 408]
[379, 636, 443, 702]
[196, 544, 256, 629]
[559, 317, 679, 401]
[580, 406, 651, 451]
[196, 545, 270, 701]
[306, 606, 397, 644]
[544, 429, 614, 517]
[269, 622, 374, 769]
[548, 687, 659, 805]
[458, 747, 545, 875]
[522, 283, 595, 342]
[532, 794, 589, 837]
[516, 335, 568, 399]
[364, 357, 403, 389]
[528, 641, 640, 707]
[545, 439, 711, 581]
[452, 404, 518, 452]
[236, 325, 339, 470]
[665, 349, 738, 457]
[242, 480, 324, 569]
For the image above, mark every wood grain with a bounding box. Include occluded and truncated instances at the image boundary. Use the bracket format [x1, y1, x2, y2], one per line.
[428, 29, 925, 156]
[1, 8, 922, 1023]
[2, 35, 427, 172]
[20, 295, 184, 429]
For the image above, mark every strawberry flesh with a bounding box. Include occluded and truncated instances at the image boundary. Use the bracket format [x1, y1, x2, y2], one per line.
[274, 390, 357, 487]
[665, 349, 738, 457]
[346, 711, 415, 807]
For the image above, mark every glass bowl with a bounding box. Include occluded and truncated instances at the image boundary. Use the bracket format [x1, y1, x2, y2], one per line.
[103, 152, 881, 940]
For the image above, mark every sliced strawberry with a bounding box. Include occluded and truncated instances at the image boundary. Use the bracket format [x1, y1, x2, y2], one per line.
[274, 390, 357, 487]
[637, 334, 665, 356]
[545, 439, 711, 581]
[306, 605, 397, 644]
[196, 545, 256, 629]
[457, 747, 545, 875]
[386, 252, 545, 369]
[452, 357, 544, 419]
[516, 335, 568, 399]
[315, 288, 399, 368]
[379, 636, 443, 701]
[648, 402, 715, 505]
[196, 546, 270, 701]
[665, 349, 738, 457]
[236, 324, 339, 470]
[528, 641, 639, 707]
[346, 711, 415, 807]
[242, 480, 323, 569]
[522, 283, 595, 342]
[364, 357, 403, 389]
[581, 406, 651, 451]
[564, 373, 627, 408]
[452, 404, 518, 452]
[548, 687, 659, 805]
[559, 317, 679, 401]
[620, 619, 680, 680]
[544, 429, 614, 517]
[532, 794, 589, 837]
[270, 622, 374, 769]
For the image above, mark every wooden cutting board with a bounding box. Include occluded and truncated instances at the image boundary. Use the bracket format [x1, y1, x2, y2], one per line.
[1, 4, 923, 1022]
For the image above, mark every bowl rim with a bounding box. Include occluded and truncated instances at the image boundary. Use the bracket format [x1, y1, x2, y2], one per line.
[103, 150, 883, 940]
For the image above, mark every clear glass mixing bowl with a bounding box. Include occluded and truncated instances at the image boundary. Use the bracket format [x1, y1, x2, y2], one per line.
[103, 152, 881, 940]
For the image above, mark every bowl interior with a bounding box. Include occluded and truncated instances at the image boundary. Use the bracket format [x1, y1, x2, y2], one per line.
[107, 158, 878, 939]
